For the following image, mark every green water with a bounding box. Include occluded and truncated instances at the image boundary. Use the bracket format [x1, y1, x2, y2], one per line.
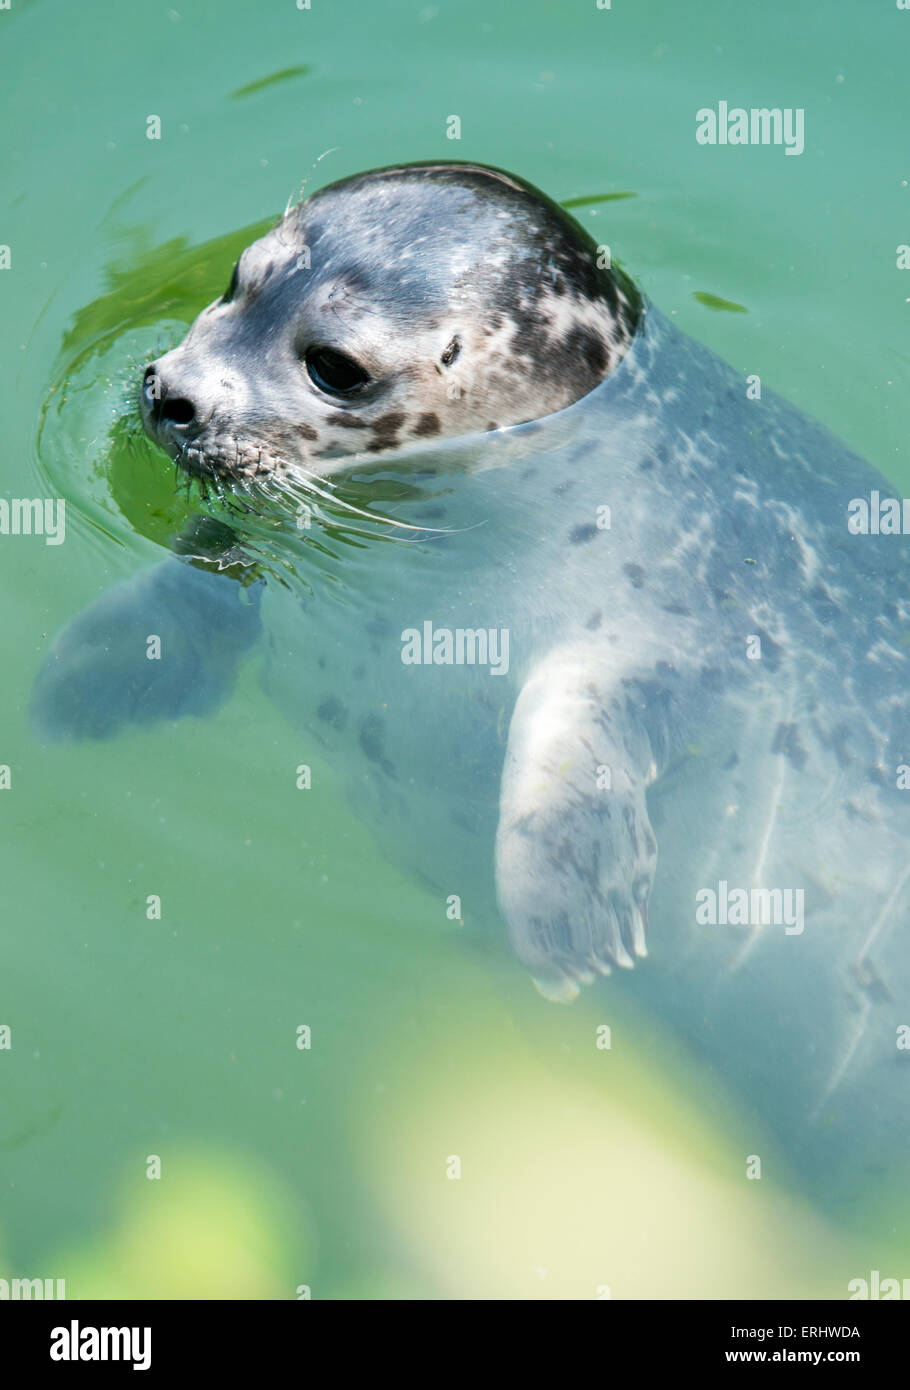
[2, 0, 909, 1298]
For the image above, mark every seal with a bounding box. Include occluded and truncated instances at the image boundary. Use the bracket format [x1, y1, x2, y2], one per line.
[139, 162, 641, 483]
[33, 161, 910, 1201]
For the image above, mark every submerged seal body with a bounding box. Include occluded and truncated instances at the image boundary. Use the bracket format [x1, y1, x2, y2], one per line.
[34, 162, 910, 1201]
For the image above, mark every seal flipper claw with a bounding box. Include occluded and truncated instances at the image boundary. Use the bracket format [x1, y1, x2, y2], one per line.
[612, 930, 636, 970]
[588, 954, 613, 978]
[631, 906, 648, 959]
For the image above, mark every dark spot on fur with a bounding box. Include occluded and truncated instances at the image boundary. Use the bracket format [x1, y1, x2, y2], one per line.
[663, 601, 690, 616]
[366, 410, 407, 453]
[867, 763, 887, 786]
[553, 479, 576, 497]
[440, 336, 461, 367]
[372, 411, 407, 437]
[414, 412, 441, 437]
[772, 722, 808, 771]
[317, 696, 347, 729]
[850, 958, 893, 1004]
[811, 720, 852, 768]
[327, 413, 368, 430]
[296, 422, 319, 441]
[574, 328, 608, 378]
[585, 610, 603, 631]
[723, 750, 739, 769]
[699, 665, 724, 690]
[485, 421, 499, 432]
[569, 523, 598, 545]
[359, 713, 397, 779]
[809, 583, 841, 622]
[623, 563, 645, 589]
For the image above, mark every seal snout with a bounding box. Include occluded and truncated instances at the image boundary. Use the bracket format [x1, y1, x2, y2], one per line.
[140, 350, 286, 483]
[141, 360, 204, 439]
[140, 354, 237, 479]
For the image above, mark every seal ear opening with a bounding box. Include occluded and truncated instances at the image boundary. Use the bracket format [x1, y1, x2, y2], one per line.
[440, 336, 461, 368]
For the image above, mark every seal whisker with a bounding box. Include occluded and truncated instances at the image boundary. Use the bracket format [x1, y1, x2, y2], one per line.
[282, 465, 479, 536]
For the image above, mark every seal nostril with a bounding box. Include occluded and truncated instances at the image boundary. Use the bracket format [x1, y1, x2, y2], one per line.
[160, 397, 196, 427]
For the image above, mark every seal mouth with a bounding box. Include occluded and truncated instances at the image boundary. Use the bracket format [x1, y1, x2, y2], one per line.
[169, 437, 295, 487]
[139, 382, 292, 492]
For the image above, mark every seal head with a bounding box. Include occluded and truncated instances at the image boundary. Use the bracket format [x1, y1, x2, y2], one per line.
[140, 161, 641, 484]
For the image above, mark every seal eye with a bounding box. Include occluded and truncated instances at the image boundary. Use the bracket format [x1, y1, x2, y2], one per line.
[305, 347, 370, 397]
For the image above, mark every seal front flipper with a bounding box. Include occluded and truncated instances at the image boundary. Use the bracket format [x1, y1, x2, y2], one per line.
[30, 523, 263, 741]
[496, 644, 660, 1002]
